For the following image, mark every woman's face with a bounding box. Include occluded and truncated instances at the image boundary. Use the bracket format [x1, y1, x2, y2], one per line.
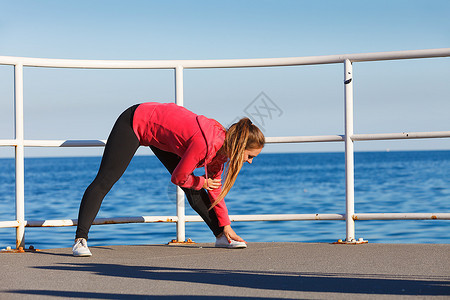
[243, 147, 263, 164]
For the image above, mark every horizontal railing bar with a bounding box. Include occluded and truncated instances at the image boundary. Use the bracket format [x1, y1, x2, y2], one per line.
[0, 214, 345, 228]
[0, 140, 16, 146]
[24, 216, 178, 227]
[13, 214, 345, 227]
[0, 221, 21, 228]
[1, 130, 449, 148]
[0, 48, 448, 69]
[354, 213, 450, 220]
[266, 135, 344, 143]
[0, 139, 107, 147]
[352, 131, 450, 141]
[3, 213, 449, 229]
[0, 217, 180, 228]
[229, 214, 345, 221]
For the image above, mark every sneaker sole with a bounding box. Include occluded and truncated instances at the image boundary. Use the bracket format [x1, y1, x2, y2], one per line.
[73, 252, 92, 257]
[215, 244, 247, 249]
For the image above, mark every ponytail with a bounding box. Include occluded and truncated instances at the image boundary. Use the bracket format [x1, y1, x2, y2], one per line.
[209, 117, 265, 209]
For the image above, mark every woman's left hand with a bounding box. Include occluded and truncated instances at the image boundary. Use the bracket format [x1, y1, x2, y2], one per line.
[203, 178, 221, 191]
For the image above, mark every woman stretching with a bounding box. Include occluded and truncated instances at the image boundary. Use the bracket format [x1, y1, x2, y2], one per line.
[73, 102, 265, 256]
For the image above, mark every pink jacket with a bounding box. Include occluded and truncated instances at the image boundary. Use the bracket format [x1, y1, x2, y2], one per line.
[132, 102, 230, 227]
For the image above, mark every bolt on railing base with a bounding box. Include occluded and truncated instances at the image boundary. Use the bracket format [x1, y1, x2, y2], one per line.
[333, 238, 368, 245]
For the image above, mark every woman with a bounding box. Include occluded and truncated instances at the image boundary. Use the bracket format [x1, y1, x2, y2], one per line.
[73, 102, 265, 256]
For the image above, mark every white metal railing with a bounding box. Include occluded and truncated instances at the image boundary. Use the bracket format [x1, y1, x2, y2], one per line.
[1, 48, 450, 249]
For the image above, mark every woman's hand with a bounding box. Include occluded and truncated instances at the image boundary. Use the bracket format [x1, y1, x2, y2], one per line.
[222, 225, 246, 243]
[203, 178, 221, 191]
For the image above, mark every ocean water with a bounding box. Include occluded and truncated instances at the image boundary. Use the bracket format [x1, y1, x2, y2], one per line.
[0, 151, 449, 249]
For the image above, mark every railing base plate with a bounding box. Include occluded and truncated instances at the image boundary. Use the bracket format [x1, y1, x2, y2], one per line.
[333, 238, 368, 245]
[1, 245, 40, 253]
[167, 238, 196, 245]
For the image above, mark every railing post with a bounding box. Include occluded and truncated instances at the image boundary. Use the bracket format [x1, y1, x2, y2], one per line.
[14, 63, 25, 249]
[344, 59, 356, 242]
[174, 65, 186, 242]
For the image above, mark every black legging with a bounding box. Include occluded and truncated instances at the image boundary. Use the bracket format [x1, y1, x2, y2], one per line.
[75, 105, 223, 240]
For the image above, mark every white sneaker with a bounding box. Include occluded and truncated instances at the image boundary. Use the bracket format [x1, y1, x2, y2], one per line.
[72, 238, 92, 257]
[215, 235, 247, 249]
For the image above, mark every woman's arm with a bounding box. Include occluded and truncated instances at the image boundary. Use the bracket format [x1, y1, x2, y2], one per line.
[170, 138, 206, 190]
[205, 162, 232, 227]
[207, 175, 244, 242]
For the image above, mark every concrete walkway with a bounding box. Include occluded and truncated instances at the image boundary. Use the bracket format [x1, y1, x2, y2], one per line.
[0, 242, 449, 299]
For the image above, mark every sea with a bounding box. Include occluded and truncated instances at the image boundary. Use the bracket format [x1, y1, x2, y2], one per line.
[0, 151, 449, 249]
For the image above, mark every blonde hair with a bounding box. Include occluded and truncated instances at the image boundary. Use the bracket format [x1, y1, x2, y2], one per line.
[210, 118, 265, 209]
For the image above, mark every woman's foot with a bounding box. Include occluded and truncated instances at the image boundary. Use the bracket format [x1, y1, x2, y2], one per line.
[72, 238, 92, 257]
[215, 234, 247, 249]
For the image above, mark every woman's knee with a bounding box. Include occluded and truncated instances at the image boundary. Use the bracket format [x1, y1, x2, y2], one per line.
[88, 175, 117, 196]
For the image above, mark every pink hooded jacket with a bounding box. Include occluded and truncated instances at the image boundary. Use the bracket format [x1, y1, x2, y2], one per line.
[132, 102, 230, 227]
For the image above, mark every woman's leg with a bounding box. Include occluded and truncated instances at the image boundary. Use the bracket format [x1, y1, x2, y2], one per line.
[76, 105, 140, 240]
[150, 145, 223, 237]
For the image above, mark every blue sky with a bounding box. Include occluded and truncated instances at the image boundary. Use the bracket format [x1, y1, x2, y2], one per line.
[0, 0, 449, 157]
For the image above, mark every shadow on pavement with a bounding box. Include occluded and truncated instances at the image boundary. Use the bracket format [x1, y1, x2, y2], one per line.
[16, 262, 450, 296]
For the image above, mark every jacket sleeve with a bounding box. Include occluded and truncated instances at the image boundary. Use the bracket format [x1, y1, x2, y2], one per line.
[207, 163, 231, 227]
[170, 138, 206, 190]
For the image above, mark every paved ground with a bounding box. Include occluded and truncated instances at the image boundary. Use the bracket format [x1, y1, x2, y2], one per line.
[0, 242, 449, 299]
